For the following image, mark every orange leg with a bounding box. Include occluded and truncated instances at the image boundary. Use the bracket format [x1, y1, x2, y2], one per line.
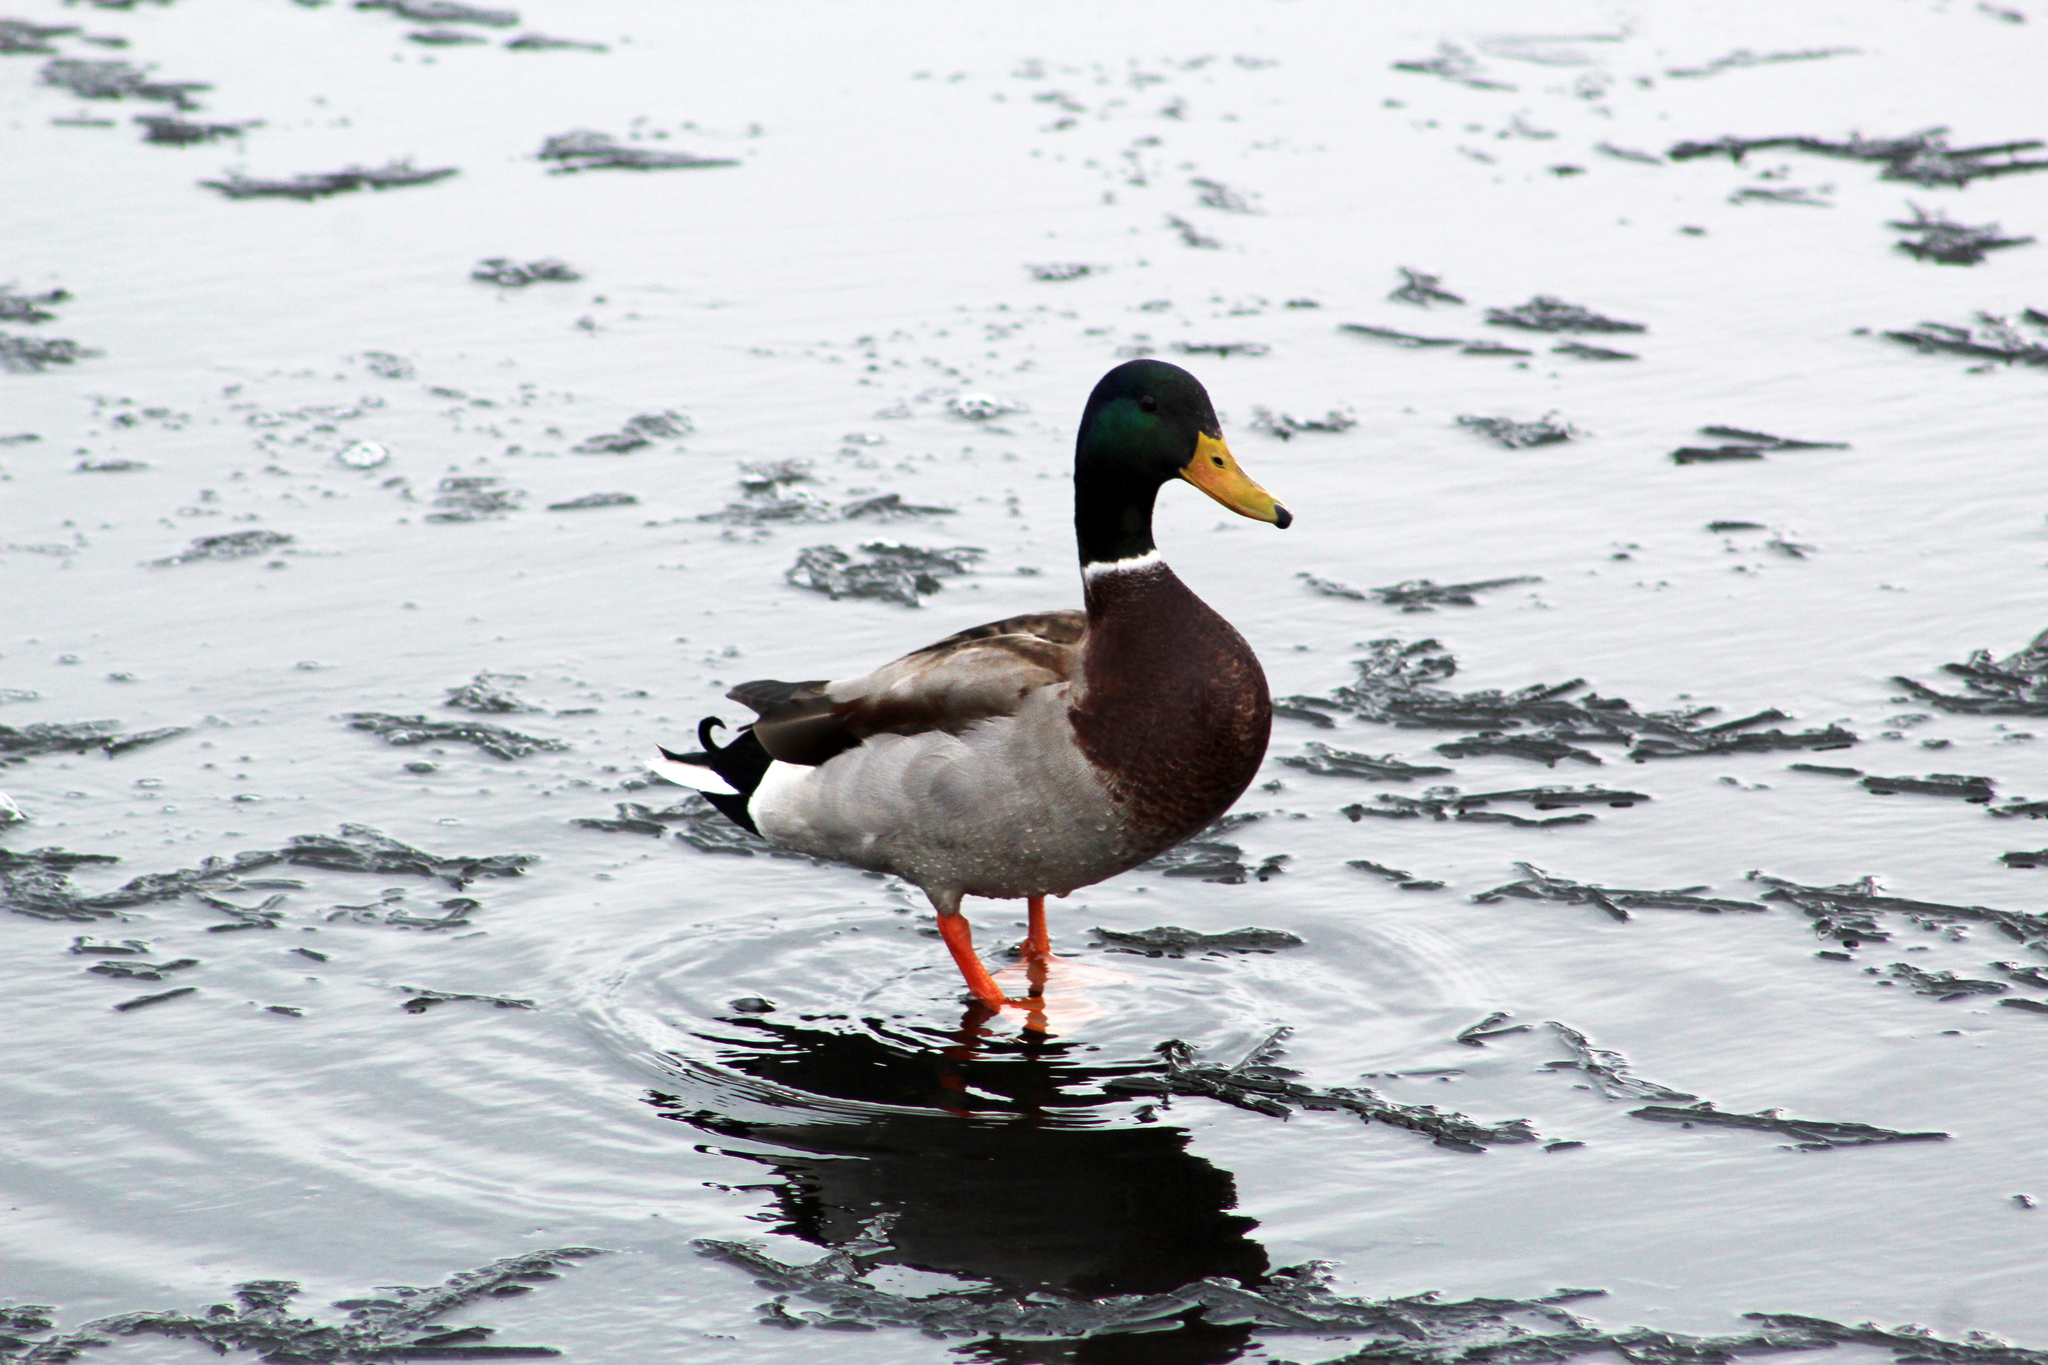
[1023, 895, 1051, 961]
[936, 911, 1010, 1010]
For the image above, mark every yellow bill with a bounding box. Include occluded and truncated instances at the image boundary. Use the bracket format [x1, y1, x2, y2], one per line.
[1180, 432, 1293, 528]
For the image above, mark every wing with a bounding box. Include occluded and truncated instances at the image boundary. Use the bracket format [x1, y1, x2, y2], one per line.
[728, 609, 1086, 765]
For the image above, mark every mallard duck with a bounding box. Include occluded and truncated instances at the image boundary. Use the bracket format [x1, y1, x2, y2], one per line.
[657, 360, 1290, 1011]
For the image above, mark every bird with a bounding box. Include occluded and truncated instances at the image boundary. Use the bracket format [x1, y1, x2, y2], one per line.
[656, 359, 1290, 1013]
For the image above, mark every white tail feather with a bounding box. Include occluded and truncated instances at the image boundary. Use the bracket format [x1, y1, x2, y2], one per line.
[648, 752, 739, 794]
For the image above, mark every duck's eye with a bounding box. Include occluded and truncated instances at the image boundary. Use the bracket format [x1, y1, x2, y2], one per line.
[1211, 455, 1226, 468]
[1138, 394, 1158, 413]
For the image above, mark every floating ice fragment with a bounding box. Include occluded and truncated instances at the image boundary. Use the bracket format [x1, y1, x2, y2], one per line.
[149, 530, 294, 565]
[945, 393, 1027, 421]
[336, 440, 389, 469]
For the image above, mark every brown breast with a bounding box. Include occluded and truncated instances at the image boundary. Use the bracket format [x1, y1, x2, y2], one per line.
[1066, 560, 1272, 854]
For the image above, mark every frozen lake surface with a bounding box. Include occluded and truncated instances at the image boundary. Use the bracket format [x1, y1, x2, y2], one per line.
[4, 2, 2047, 1361]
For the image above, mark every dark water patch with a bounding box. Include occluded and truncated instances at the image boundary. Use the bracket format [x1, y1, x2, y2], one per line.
[1991, 960, 2048, 988]
[1028, 262, 1103, 281]
[1106, 1031, 1540, 1150]
[1347, 796, 1595, 827]
[1297, 572, 1541, 609]
[0, 332, 101, 372]
[0, 285, 69, 324]
[1280, 742, 1452, 780]
[1483, 297, 1644, 334]
[361, 349, 413, 379]
[1312, 638, 1854, 765]
[1629, 1103, 1946, 1150]
[1790, 763, 1862, 776]
[1273, 696, 1345, 728]
[1992, 799, 2048, 819]
[1673, 426, 1849, 463]
[573, 792, 791, 857]
[471, 256, 579, 286]
[785, 542, 984, 606]
[281, 824, 536, 887]
[537, 130, 738, 172]
[443, 672, 536, 714]
[2, 719, 190, 763]
[1140, 813, 1283, 884]
[1, 18, 79, 54]
[1460, 786, 1648, 810]
[1392, 43, 1515, 91]
[1474, 864, 1763, 922]
[112, 984, 196, 1011]
[1893, 626, 2048, 714]
[88, 955, 197, 980]
[1191, 177, 1257, 213]
[77, 456, 147, 471]
[202, 162, 458, 200]
[321, 886, 479, 930]
[342, 712, 565, 760]
[1348, 786, 1645, 822]
[2005, 848, 2048, 868]
[1340, 323, 1462, 349]
[70, 935, 150, 954]
[425, 475, 523, 520]
[1543, 1022, 1696, 1101]
[1249, 407, 1355, 440]
[504, 32, 606, 52]
[1456, 414, 1575, 448]
[406, 26, 486, 45]
[149, 529, 294, 564]
[1338, 323, 1532, 357]
[1749, 871, 2048, 953]
[0, 434, 42, 447]
[1668, 127, 2048, 187]
[2003, 997, 2048, 1014]
[699, 1236, 1617, 1346]
[399, 986, 534, 1013]
[1861, 772, 1996, 801]
[571, 410, 690, 452]
[1455, 1011, 1532, 1047]
[358, 0, 520, 26]
[838, 492, 957, 519]
[135, 113, 254, 144]
[1883, 312, 2048, 367]
[1595, 141, 1663, 165]
[2, 846, 293, 922]
[1172, 341, 1269, 358]
[1729, 185, 1832, 207]
[1882, 961, 2008, 999]
[1633, 719, 1857, 758]
[1165, 214, 1221, 248]
[1434, 733, 1601, 766]
[1891, 205, 2035, 264]
[40, 56, 207, 108]
[1090, 925, 1304, 957]
[0, 1249, 601, 1362]
[1664, 47, 1857, 78]
[1348, 858, 1445, 890]
[545, 491, 635, 510]
[1389, 267, 1463, 307]
[1741, 1313, 2048, 1365]
[1552, 341, 1637, 361]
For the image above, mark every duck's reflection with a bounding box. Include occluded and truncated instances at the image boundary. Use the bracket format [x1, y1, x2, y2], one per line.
[651, 1008, 1270, 1362]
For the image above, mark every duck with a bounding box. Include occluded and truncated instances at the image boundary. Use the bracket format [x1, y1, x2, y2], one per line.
[656, 359, 1290, 1013]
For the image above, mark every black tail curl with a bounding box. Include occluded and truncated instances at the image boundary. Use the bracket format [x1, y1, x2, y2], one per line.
[673, 718, 772, 834]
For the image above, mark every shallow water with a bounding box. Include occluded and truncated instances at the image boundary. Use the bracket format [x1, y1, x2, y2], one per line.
[4, 1, 2048, 1361]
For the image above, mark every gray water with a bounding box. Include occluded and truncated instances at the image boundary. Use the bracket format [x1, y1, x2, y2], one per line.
[4, 2, 2047, 1361]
